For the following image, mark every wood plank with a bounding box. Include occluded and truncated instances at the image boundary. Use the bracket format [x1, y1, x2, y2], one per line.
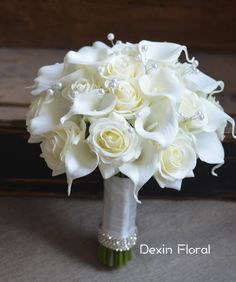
[0, 1, 236, 51]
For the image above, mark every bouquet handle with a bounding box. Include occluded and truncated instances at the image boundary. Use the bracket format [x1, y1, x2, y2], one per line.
[98, 176, 137, 267]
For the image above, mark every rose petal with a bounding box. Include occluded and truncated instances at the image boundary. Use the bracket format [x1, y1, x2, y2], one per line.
[154, 173, 183, 190]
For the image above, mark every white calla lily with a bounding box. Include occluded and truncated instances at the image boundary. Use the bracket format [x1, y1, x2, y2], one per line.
[61, 91, 116, 123]
[179, 93, 236, 139]
[184, 69, 224, 94]
[40, 121, 98, 195]
[178, 92, 208, 132]
[31, 63, 64, 95]
[195, 131, 224, 164]
[135, 98, 178, 147]
[26, 93, 70, 142]
[64, 41, 111, 67]
[139, 68, 184, 103]
[98, 163, 119, 179]
[201, 97, 235, 136]
[65, 141, 98, 195]
[120, 140, 159, 203]
[138, 40, 186, 63]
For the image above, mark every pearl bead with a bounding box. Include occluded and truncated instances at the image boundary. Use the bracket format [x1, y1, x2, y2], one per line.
[136, 111, 142, 118]
[141, 45, 148, 52]
[46, 88, 54, 96]
[197, 111, 204, 120]
[152, 63, 158, 70]
[128, 127, 134, 133]
[98, 88, 105, 95]
[192, 59, 199, 68]
[110, 79, 118, 88]
[116, 40, 122, 45]
[192, 66, 199, 73]
[107, 33, 115, 41]
[54, 81, 62, 90]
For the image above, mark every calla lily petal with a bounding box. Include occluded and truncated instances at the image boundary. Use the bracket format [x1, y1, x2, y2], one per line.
[138, 40, 186, 63]
[65, 141, 99, 195]
[135, 98, 178, 147]
[29, 94, 70, 136]
[139, 68, 184, 103]
[99, 163, 119, 179]
[61, 91, 116, 123]
[202, 98, 235, 136]
[31, 63, 64, 95]
[195, 131, 224, 164]
[184, 69, 224, 94]
[64, 41, 111, 66]
[120, 140, 159, 203]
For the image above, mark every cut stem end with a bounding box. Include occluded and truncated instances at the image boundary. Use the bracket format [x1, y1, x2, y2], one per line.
[98, 243, 132, 267]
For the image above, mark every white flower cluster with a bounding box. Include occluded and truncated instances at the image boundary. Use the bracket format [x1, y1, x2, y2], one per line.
[27, 35, 235, 200]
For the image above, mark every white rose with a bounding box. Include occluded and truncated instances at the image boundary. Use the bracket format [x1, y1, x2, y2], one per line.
[100, 54, 144, 81]
[62, 74, 102, 102]
[40, 121, 83, 175]
[113, 80, 145, 119]
[154, 130, 197, 190]
[88, 113, 141, 178]
[40, 121, 98, 195]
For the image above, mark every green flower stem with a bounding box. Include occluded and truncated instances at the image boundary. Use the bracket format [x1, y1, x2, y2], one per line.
[98, 243, 132, 267]
[116, 172, 127, 178]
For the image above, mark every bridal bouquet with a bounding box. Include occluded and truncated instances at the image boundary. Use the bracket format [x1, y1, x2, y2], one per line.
[27, 33, 235, 267]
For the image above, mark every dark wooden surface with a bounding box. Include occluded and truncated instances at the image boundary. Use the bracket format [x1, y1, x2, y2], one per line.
[0, 1, 236, 51]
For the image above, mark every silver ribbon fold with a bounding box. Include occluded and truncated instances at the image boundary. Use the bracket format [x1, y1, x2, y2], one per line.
[98, 176, 138, 251]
